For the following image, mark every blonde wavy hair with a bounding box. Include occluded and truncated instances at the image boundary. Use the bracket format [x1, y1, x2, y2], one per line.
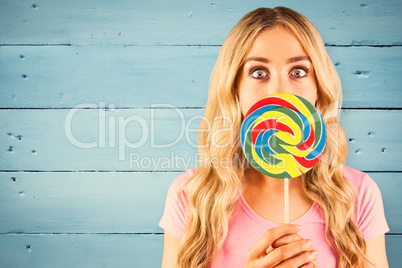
[177, 7, 367, 268]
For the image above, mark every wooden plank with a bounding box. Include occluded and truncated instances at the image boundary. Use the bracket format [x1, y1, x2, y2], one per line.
[331, 47, 402, 108]
[0, 46, 401, 108]
[340, 110, 402, 171]
[0, 234, 163, 268]
[0, 172, 400, 234]
[0, 234, 400, 267]
[0, 172, 177, 233]
[0, 109, 401, 171]
[0, 0, 401, 46]
[368, 173, 402, 234]
[0, 108, 200, 171]
[0, 46, 214, 109]
[385, 235, 402, 267]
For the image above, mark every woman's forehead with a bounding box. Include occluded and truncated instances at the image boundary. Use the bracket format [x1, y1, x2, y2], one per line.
[246, 27, 309, 61]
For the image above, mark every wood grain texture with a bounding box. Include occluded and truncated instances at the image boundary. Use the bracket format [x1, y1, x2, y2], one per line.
[0, 172, 176, 234]
[1, 0, 401, 266]
[340, 110, 402, 171]
[385, 235, 402, 267]
[370, 173, 402, 234]
[0, 109, 401, 171]
[0, 46, 401, 108]
[0, 234, 163, 268]
[0, 0, 401, 46]
[0, 172, 400, 234]
[0, 234, 400, 268]
[0, 108, 200, 171]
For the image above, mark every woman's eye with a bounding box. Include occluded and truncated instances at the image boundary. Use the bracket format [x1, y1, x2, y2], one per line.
[250, 69, 267, 79]
[291, 68, 308, 78]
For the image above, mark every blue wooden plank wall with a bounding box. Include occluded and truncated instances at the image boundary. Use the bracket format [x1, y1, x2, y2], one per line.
[0, 0, 401, 267]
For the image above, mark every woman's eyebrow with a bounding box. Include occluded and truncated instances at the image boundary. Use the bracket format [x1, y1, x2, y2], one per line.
[287, 56, 311, 64]
[244, 57, 269, 64]
[243, 56, 311, 65]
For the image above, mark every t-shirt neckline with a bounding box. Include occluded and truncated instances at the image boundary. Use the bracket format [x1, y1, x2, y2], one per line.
[239, 192, 317, 227]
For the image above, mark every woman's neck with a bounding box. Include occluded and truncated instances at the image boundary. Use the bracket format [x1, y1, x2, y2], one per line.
[242, 167, 314, 223]
[244, 167, 304, 195]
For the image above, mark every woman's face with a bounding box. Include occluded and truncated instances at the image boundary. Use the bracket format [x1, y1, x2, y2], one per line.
[237, 26, 318, 117]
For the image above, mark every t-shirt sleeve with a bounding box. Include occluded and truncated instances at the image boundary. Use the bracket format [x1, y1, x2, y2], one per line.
[158, 169, 194, 239]
[355, 173, 390, 242]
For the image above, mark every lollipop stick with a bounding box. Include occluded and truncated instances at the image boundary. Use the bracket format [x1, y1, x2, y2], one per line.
[284, 178, 289, 224]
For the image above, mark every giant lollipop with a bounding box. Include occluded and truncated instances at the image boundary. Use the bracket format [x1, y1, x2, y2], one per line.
[240, 93, 326, 223]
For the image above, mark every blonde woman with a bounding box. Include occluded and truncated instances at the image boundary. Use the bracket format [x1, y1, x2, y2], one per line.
[159, 7, 389, 268]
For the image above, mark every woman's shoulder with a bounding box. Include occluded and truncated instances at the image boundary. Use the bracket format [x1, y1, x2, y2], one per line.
[341, 165, 383, 218]
[169, 167, 198, 190]
[172, 167, 197, 186]
[341, 165, 377, 194]
[341, 166, 390, 239]
[159, 167, 198, 238]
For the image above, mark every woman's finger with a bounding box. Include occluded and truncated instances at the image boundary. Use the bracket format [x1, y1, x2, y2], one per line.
[297, 259, 318, 268]
[247, 224, 302, 259]
[262, 239, 315, 267]
[271, 233, 304, 249]
[276, 250, 318, 268]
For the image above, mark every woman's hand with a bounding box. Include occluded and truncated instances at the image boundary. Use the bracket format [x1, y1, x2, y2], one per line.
[245, 224, 317, 268]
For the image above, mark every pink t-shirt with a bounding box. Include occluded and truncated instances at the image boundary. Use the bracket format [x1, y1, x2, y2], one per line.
[159, 166, 389, 267]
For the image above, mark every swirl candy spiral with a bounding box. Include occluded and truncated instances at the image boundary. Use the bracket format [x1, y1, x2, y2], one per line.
[240, 93, 326, 179]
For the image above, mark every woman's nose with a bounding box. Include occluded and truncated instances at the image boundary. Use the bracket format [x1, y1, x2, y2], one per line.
[267, 74, 291, 95]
